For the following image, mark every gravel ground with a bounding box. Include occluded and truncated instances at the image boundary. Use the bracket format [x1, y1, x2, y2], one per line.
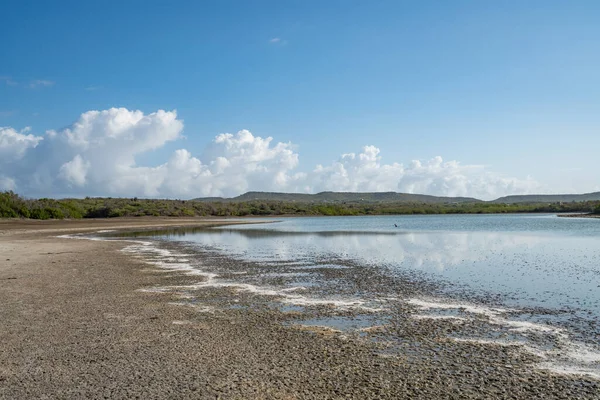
[0, 219, 598, 399]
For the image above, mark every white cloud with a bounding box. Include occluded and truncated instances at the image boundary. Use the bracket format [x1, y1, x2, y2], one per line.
[268, 37, 287, 46]
[59, 155, 91, 187]
[29, 79, 55, 89]
[0, 126, 44, 162]
[0, 107, 541, 199]
[394, 156, 539, 200]
[308, 146, 404, 193]
[58, 108, 182, 153]
[304, 148, 541, 199]
[0, 76, 18, 86]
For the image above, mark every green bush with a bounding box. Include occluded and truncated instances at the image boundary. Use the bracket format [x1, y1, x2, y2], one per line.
[30, 208, 51, 220]
[45, 207, 65, 219]
[0, 191, 25, 218]
[0, 203, 19, 218]
[84, 207, 112, 218]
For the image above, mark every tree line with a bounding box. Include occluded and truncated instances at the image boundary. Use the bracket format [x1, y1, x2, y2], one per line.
[1, 191, 599, 220]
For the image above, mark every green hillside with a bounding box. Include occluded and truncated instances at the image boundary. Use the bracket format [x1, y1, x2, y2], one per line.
[196, 191, 481, 204]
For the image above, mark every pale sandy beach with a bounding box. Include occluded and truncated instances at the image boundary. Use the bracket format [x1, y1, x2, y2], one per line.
[1, 218, 598, 399]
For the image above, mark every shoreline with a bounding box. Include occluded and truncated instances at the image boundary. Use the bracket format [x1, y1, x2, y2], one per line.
[0, 216, 259, 236]
[558, 213, 600, 219]
[1, 219, 599, 398]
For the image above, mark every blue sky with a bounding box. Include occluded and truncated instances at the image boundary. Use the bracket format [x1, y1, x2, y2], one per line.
[1, 0, 599, 199]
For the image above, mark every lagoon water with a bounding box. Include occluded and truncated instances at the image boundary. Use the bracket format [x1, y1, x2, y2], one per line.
[121, 214, 600, 377]
[156, 214, 600, 316]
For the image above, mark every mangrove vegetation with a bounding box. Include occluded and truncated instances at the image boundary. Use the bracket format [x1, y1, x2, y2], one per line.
[2, 191, 600, 219]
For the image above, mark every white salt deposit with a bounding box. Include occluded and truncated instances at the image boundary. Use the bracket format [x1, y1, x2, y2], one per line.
[409, 297, 600, 379]
[407, 298, 510, 317]
[413, 314, 468, 322]
[76, 234, 379, 312]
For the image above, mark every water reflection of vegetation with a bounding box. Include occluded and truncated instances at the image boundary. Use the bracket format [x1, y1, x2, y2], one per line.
[113, 227, 401, 239]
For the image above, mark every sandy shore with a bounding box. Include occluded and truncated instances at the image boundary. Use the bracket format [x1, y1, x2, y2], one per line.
[1, 218, 598, 399]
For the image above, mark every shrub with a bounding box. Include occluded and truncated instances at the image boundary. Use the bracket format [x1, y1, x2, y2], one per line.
[45, 207, 65, 219]
[84, 207, 112, 218]
[30, 208, 51, 220]
[0, 203, 19, 218]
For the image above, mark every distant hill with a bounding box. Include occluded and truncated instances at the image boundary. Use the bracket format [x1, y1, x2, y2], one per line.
[493, 192, 600, 204]
[194, 191, 481, 204]
[193, 190, 600, 205]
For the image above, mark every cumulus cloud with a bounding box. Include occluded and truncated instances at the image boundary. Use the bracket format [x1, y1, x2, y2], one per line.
[304, 147, 541, 199]
[59, 155, 91, 187]
[0, 126, 44, 162]
[308, 146, 404, 193]
[395, 156, 540, 199]
[0, 107, 541, 199]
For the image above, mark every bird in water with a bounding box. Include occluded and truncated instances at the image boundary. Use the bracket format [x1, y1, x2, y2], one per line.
[394, 223, 398, 227]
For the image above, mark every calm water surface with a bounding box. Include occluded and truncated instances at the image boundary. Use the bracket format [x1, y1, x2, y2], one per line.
[115, 213, 600, 377]
[154, 214, 600, 316]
